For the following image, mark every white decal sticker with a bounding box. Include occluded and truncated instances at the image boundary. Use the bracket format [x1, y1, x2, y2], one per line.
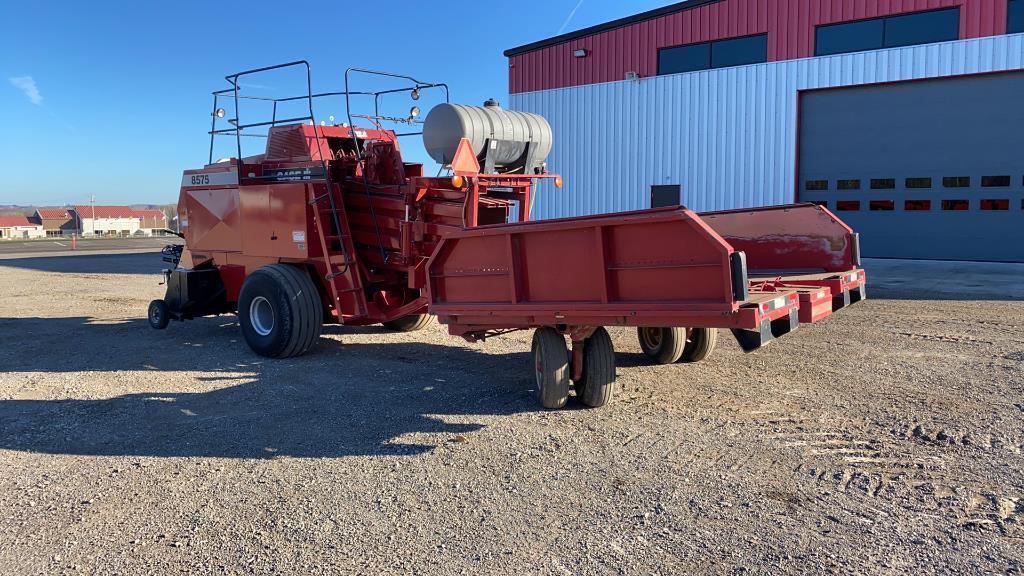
[292, 231, 306, 242]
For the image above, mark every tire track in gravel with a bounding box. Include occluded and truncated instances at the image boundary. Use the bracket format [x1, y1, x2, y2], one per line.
[767, 416, 1024, 538]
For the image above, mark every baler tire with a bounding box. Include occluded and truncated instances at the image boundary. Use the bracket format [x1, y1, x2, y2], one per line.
[636, 327, 685, 364]
[680, 327, 718, 363]
[382, 314, 432, 332]
[238, 264, 323, 359]
[531, 327, 570, 410]
[148, 300, 170, 330]
[576, 327, 616, 408]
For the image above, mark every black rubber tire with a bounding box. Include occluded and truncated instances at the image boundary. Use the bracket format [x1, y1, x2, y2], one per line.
[531, 327, 570, 410]
[636, 327, 685, 364]
[382, 313, 432, 332]
[238, 264, 323, 358]
[148, 299, 170, 330]
[681, 327, 718, 363]
[576, 327, 616, 408]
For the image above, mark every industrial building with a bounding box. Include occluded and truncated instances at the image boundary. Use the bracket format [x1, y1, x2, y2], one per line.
[13, 207, 170, 239]
[135, 209, 170, 236]
[0, 216, 44, 239]
[72, 205, 142, 237]
[506, 0, 1024, 262]
[33, 208, 77, 237]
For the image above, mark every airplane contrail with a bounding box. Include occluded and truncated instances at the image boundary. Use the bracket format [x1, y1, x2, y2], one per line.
[558, 0, 586, 34]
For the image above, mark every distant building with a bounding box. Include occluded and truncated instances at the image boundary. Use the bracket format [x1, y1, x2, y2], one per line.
[73, 205, 141, 237]
[135, 209, 169, 236]
[33, 208, 77, 237]
[0, 216, 45, 239]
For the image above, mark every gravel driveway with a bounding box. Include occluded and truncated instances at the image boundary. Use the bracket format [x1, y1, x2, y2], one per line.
[1, 252, 1021, 574]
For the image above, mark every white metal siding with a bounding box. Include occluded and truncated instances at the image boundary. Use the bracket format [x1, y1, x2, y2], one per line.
[511, 33, 1024, 219]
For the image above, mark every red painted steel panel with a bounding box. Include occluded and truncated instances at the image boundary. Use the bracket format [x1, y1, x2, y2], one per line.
[239, 184, 310, 260]
[509, 0, 1008, 93]
[426, 207, 742, 325]
[700, 204, 858, 272]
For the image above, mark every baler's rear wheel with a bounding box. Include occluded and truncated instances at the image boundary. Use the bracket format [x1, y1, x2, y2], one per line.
[637, 327, 686, 364]
[575, 327, 616, 408]
[531, 327, 570, 410]
[383, 314, 433, 332]
[680, 328, 718, 363]
[238, 264, 323, 359]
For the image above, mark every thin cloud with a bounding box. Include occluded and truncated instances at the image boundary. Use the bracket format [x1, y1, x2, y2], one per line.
[9, 76, 42, 105]
[558, 0, 586, 34]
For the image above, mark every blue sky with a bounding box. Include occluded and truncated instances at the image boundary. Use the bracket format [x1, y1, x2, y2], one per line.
[0, 0, 670, 206]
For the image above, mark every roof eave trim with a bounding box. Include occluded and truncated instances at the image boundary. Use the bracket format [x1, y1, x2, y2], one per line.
[504, 0, 721, 57]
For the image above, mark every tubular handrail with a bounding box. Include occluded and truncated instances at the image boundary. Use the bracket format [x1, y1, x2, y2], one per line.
[204, 61, 451, 270]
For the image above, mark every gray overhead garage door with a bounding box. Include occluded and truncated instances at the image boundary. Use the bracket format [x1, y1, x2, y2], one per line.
[799, 72, 1023, 262]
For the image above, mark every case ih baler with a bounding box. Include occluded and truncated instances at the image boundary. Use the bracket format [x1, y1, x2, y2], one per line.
[150, 62, 866, 410]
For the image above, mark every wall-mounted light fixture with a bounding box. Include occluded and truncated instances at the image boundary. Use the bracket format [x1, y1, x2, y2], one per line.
[573, 49, 589, 58]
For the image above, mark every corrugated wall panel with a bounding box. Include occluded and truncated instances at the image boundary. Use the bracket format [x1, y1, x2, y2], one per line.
[508, 0, 1008, 93]
[512, 34, 1024, 220]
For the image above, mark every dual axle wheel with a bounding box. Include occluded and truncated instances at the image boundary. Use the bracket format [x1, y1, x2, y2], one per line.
[637, 326, 717, 365]
[532, 327, 615, 410]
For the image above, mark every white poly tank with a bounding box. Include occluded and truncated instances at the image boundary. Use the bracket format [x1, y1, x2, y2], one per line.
[422, 100, 553, 168]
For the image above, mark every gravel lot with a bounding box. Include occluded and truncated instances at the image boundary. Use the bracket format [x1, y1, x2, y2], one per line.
[1, 252, 1022, 575]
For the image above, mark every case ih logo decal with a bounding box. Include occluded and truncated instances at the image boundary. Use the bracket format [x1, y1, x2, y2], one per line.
[263, 167, 325, 182]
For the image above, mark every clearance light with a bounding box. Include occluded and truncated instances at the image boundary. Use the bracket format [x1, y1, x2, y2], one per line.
[554, 176, 564, 188]
[451, 175, 465, 188]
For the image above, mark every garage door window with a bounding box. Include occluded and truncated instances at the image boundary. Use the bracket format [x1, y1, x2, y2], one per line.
[869, 200, 895, 211]
[943, 176, 970, 188]
[805, 180, 829, 191]
[905, 200, 932, 211]
[981, 199, 1010, 211]
[941, 200, 969, 211]
[836, 201, 860, 211]
[815, 8, 960, 56]
[870, 179, 895, 189]
[982, 175, 1011, 187]
[905, 177, 932, 189]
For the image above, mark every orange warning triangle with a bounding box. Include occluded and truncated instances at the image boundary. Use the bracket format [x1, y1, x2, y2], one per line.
[450, 138, 480, 176]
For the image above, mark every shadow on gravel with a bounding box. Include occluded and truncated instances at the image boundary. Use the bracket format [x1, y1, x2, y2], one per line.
[0, 252, 167, 275]
[0, 315, 535, 459]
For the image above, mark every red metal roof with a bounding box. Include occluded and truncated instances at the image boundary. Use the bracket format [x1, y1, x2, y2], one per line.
[72, 205, 141, 219]
[0, 216, 40, 228]
[136, 209, 167, 220]
[35, 208, 72, 220]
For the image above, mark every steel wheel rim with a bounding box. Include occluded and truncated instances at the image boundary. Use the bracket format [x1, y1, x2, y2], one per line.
[640, 327, 662, 350]
[250, 296, 275, 336]
[150, 306, 162, 324]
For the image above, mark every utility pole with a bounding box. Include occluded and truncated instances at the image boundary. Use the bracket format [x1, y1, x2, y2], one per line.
[90, 195, 95, 237]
